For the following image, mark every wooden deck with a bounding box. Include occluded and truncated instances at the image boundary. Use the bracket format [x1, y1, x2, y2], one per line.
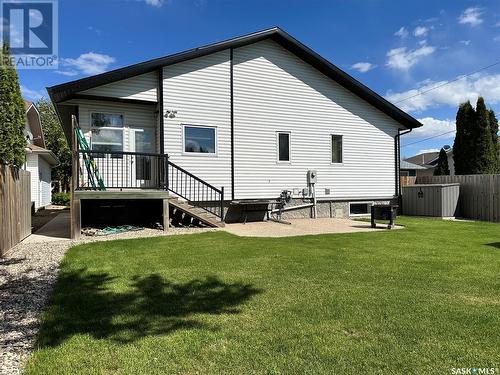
[71, 190, 170, 239]
[74, 190, 170, 200]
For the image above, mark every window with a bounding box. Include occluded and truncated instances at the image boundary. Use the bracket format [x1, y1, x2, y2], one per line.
[331, 135, 343, 163]
[184, 125, 216, 154]
[91, 113, 124, 157]
[277, 132, 290, 162]
[349, 202, 372, 216]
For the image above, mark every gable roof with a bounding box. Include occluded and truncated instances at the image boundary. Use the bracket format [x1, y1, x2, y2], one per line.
[26, 144, 59, 165]
[405, 147, 453, 168]
[400, 160, 427, 170]
[24, 100, 46, 148]
[405, 152, 439, 166]
[47, 27, 422, 130]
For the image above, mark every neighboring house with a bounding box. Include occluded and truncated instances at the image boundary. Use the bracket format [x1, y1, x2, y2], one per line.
[400, 160, 427, 177]
[47, 27, 421, 235]
[405, 146, 454, 177]
[23, 100, 59, 211]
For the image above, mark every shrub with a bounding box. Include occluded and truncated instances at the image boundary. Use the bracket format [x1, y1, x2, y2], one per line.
[52, 192, 70, 206]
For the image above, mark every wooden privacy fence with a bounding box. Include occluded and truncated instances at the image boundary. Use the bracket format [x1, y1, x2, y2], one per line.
[417, 174, 500, 222]
[400, 176, 417, 187]
[0, 165, 31, 256]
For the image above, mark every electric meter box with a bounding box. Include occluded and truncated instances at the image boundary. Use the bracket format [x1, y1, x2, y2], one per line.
[307, 170, 317, 184]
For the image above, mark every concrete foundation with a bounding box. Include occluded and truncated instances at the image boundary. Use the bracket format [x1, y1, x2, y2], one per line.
[223, 197, 397, 223]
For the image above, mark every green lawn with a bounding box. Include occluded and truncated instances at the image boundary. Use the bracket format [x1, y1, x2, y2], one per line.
[26, 218, 499, 374]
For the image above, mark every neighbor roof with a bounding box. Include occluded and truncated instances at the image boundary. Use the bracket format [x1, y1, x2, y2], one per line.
[24, 99, 46, 148]
[47, 27, 422, 130]
[400, 160, 427, 170]
[405, 152, 440, 166]
[26, 144, 59, 165]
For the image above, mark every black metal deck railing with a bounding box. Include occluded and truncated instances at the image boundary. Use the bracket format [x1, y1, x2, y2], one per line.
[76, 149, 224, 219]
[77, 149, 168, 190]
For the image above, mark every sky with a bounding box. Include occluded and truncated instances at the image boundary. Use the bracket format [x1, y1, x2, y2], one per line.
[14, 0, 500, 158]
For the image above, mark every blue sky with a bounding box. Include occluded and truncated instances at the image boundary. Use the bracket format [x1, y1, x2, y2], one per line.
[16, 0, 500, 157]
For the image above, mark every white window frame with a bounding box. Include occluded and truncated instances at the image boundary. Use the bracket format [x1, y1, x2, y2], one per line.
[276, 131, 291, 164]
[349, 201, 373, 217]
[331, 134, 343, 165]
[89, 112, 125, 153]
[182, 124, 218, 157]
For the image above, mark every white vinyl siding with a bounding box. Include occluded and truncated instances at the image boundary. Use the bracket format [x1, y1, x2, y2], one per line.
[163, 50, 231, 191]
[233, 40, 400, 200]
[25, 153, 38, 207]
[80, 72, 158, 102]
[65, 39, 406, 201]
[38, 157, 52, 207]
[25, 153, 52, 209]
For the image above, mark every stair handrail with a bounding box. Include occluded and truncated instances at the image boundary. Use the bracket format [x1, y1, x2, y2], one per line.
[167, 159, 223, 194]
[166, 158, 225, 220]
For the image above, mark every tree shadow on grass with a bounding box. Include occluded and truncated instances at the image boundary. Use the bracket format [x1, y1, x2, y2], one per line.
[485, 242, 500, 249]
[37, 270, 262, 348]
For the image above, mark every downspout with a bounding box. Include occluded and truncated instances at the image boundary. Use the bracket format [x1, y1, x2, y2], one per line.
[395, 128, 412, 203]
[230, 48, 235, 200]
[158, 68, 165, 155]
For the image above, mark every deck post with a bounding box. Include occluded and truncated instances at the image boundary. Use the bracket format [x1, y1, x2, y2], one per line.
[70, 116, 81, 239]
[71, 197, 81, 239]
[162, 198, 169, 232]
[220, 186, 224, 222]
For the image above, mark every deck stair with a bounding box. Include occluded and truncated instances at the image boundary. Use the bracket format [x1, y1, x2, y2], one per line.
[169, 198, 225, 228]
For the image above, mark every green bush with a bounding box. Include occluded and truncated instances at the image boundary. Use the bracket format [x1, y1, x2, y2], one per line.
[52, 192, 70, 206]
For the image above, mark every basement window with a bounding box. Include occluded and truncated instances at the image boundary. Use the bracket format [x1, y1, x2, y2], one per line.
[349, 202, 372, 216]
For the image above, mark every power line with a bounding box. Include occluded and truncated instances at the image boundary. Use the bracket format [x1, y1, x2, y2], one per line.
[401, 130, 455, 147]
[398, 59, 500, 148]
[393, 59, 500, 104]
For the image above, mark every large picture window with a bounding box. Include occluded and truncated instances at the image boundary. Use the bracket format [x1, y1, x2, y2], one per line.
[184, 125, 216, 154]
[277, 132, 290, 162]
[331, 134, 343, 163]
[91, 113, 124, 157]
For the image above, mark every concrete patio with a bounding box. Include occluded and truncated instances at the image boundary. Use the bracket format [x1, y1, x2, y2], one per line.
[223, 218, 403, 237]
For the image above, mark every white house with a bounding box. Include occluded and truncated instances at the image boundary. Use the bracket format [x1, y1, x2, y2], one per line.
[47, 28, 421, 232]
[23, 101, 59, 211]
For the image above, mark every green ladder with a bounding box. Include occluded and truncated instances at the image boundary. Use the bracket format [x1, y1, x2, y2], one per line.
[75, 126, 106, 191]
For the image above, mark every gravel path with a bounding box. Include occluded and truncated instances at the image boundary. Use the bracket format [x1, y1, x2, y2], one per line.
[0, 225, 215, 375]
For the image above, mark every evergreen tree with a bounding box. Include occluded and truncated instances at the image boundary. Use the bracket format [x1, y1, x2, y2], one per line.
[0, 43, 26, 167]
[488, 109, 499, 172]
[434, 148, 450, 176]
[453, 101, 475, 174]
[472, 97, 496, 174]
[37, 98, 72, 191]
